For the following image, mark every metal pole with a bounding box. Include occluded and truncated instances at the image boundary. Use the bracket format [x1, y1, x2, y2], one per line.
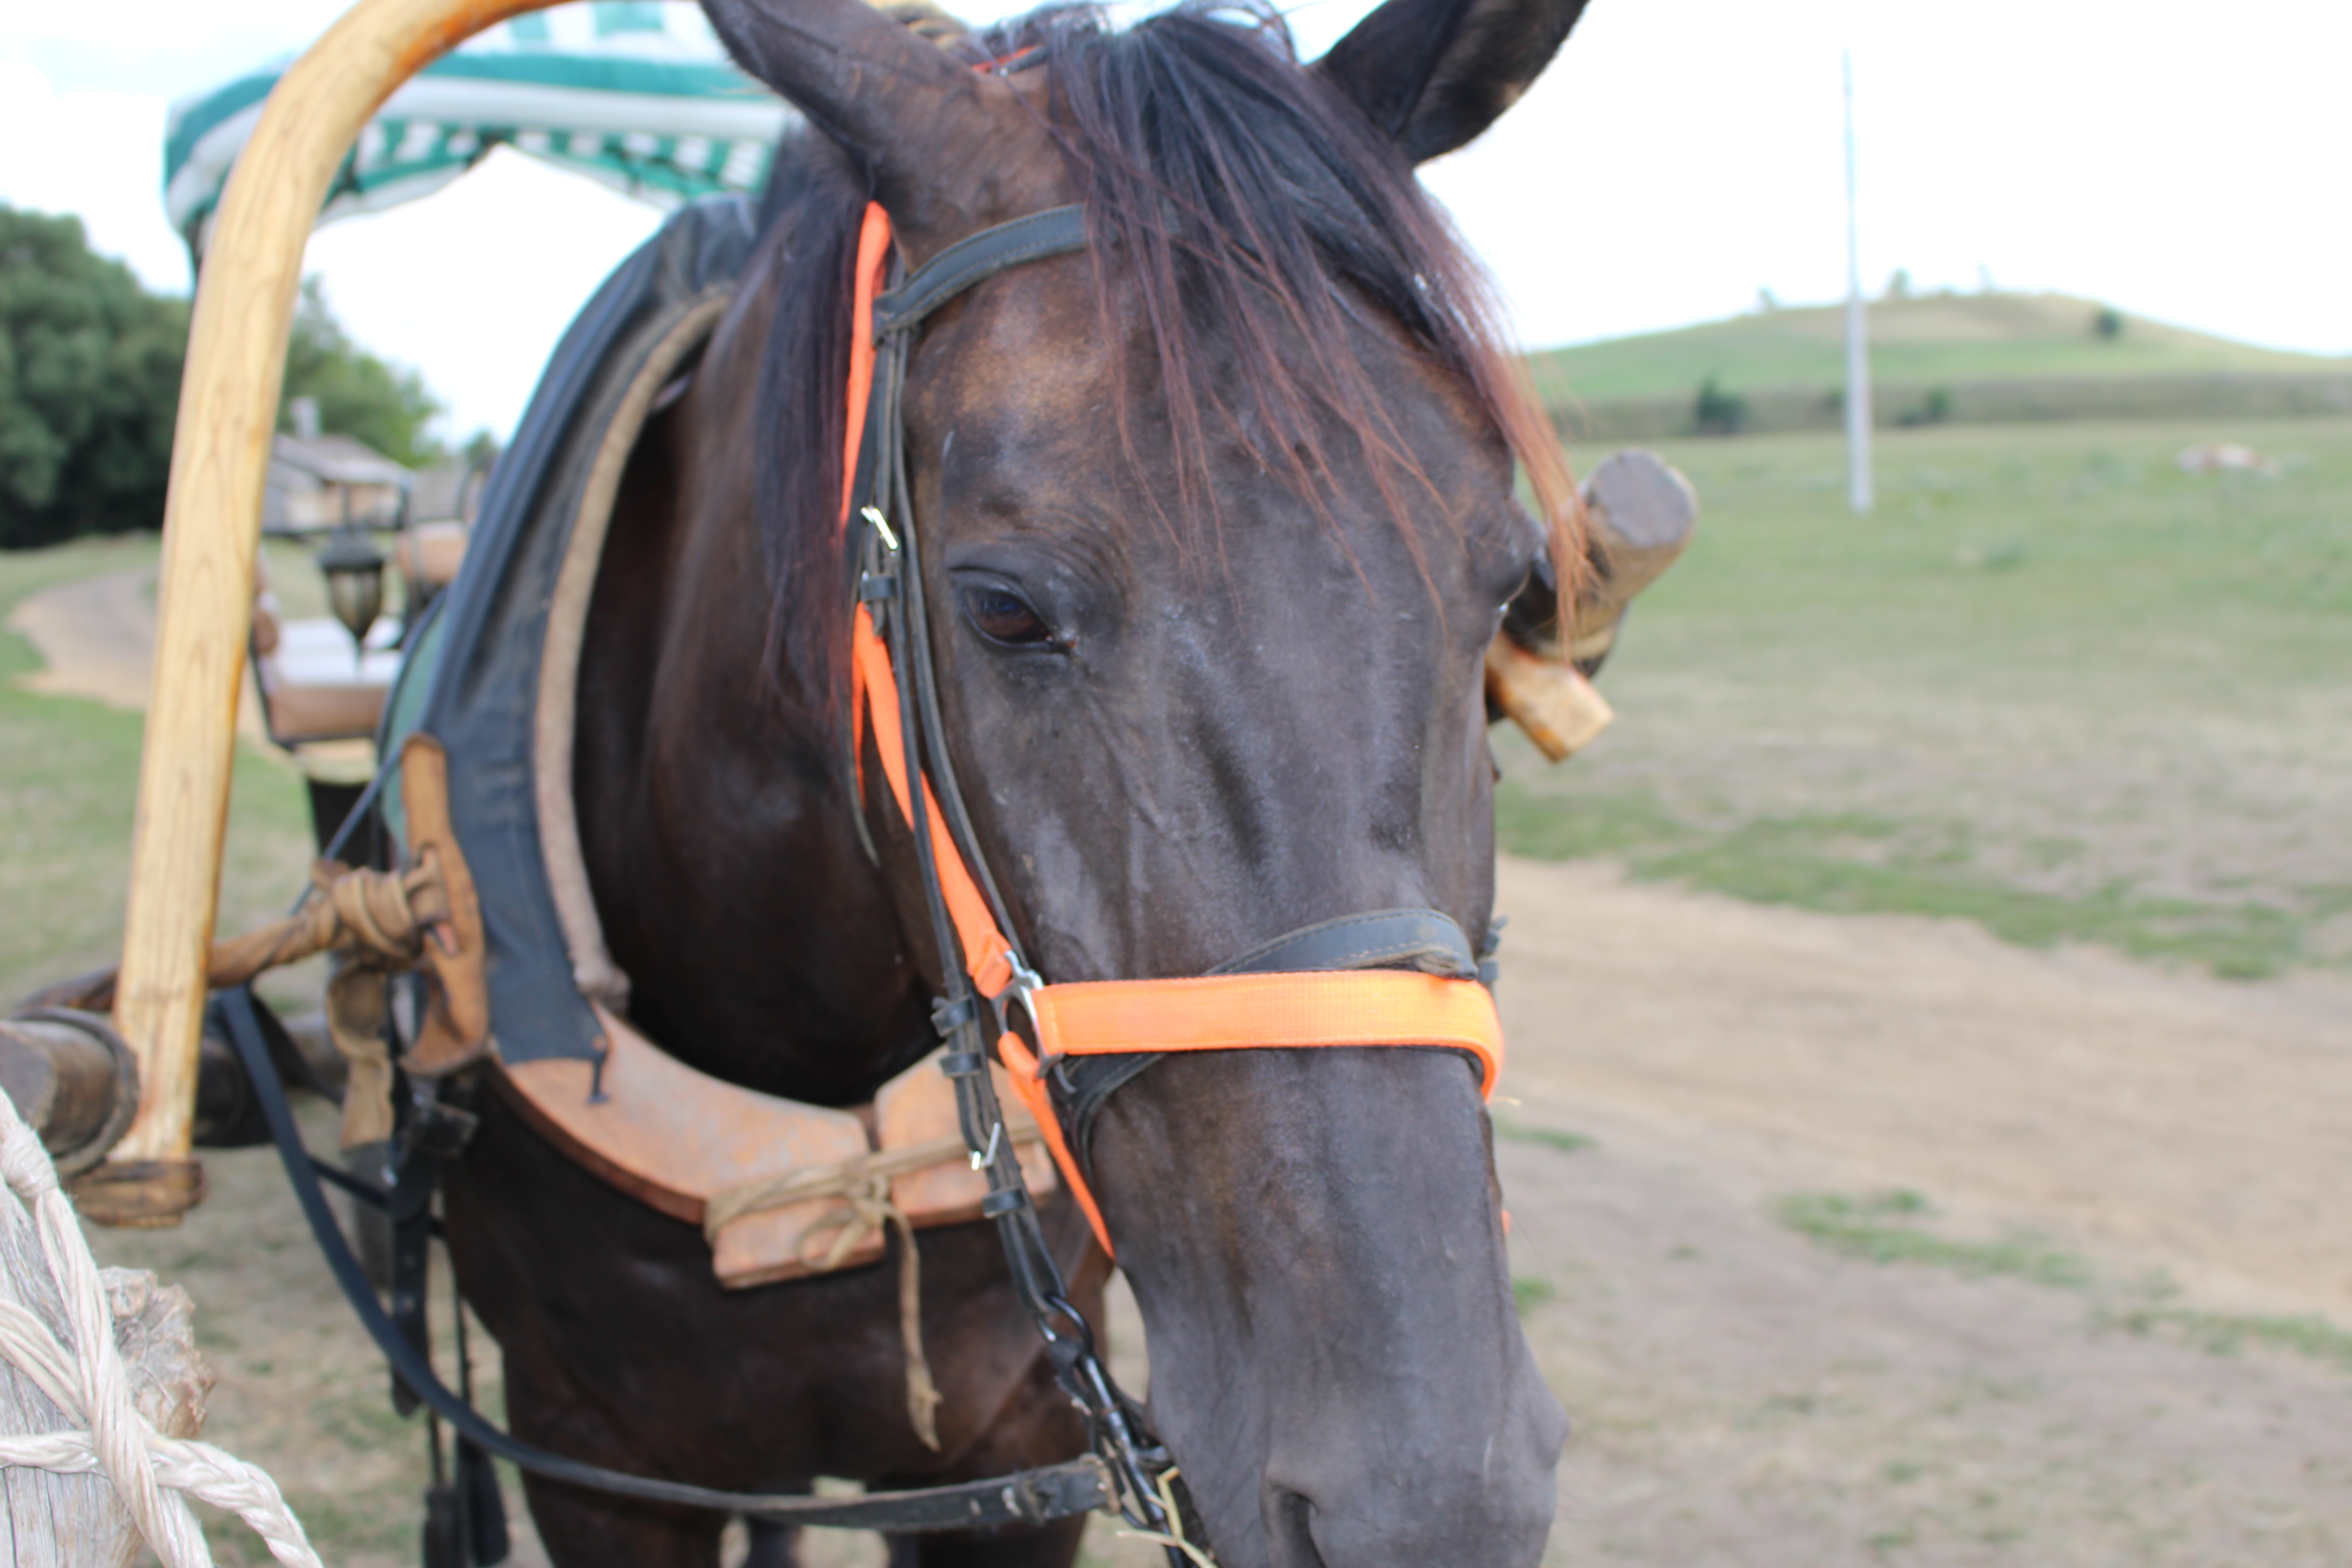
[1842, 49, 1873, 516]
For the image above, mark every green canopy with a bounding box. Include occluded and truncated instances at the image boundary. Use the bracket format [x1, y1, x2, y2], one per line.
[165, 1, 795, 258]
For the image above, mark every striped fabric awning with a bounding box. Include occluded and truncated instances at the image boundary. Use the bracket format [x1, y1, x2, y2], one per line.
[164, 2, 799, 258]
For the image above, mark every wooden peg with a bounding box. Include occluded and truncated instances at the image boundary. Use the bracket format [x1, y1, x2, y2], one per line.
[1565, 449, 1696, 668]
[1485, 637, 1615, 762]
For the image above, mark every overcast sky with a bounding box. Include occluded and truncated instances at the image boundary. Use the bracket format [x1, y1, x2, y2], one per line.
[5, 0, 2346, 442]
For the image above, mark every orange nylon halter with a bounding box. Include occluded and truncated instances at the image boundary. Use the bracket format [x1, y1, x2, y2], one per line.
[840, 204, 1504, 1254]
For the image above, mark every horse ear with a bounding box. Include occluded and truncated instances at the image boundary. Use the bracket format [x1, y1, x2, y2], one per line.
[701, 0, 1006, 234]
[1315, 0, 1594, 163]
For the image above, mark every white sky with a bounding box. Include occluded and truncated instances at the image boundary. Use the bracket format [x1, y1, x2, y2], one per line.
[5, 0, 2347, 442]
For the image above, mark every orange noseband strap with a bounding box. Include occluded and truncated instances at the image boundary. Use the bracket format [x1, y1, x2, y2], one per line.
[992, 975, 1503, 1253]
[841, 201, 1505, 1258]
[1022, 970, 1504, 1093]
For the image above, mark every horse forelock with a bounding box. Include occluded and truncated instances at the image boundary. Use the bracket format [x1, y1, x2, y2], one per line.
[752, 130, 871, 712]
[753, 0, 1581, 717]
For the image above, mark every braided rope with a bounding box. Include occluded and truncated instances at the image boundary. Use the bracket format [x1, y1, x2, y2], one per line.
[0, 1093, 320, 1568]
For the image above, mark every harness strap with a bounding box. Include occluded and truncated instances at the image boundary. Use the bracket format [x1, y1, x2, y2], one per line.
[852, 603, 1015, 997]
[1051, 907, 1483, 1182]
[1025, 973, 1499, 1090]
[995, 956, 1501, 1250]
[839, 202, 895, 526]
[873, 206, 1088, 336]
[1217, 907, 1479, 979]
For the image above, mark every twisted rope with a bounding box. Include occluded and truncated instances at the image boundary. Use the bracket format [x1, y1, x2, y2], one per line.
[0, 1091, 319, 1568]
[705, 1126, 1044, 1452]
[207, 853, 447, 988]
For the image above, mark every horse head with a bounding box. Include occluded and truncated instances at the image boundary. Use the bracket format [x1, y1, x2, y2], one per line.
[705, 0, 1590, 1560]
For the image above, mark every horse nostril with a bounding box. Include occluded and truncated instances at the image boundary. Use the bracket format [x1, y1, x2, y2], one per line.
[1263, 1484, 1327, 1568]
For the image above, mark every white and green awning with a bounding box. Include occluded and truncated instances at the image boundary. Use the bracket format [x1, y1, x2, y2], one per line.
[165, 1, 798, 258]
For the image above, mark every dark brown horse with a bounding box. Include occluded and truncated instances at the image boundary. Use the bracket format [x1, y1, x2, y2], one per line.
[443, 0, 1592, 1562]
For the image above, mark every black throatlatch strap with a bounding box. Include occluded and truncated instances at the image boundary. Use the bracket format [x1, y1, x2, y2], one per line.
[872, 206, 1089, 337]
[1054, 909, 1485, 1177]
[217, 987, 1112, 1533]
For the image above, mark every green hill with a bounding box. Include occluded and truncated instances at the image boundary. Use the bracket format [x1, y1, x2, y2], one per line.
[1527, 292, 2345, 405]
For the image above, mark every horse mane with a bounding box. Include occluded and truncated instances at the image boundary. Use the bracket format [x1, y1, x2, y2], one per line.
[755, 0, 1579, 711]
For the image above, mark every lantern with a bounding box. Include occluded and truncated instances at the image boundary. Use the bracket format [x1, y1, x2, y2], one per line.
[315, 525, 386, 655]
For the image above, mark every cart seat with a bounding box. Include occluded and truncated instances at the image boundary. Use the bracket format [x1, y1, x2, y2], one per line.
[396, 521, 469, 590]
[252, 594, 400, 744]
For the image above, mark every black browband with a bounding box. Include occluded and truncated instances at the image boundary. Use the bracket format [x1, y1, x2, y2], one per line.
[873, 204, 1089, 334]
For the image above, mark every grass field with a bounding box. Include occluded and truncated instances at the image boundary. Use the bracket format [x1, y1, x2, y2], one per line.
[1501, 412, 2352, 977]
[0, 535, 320, 1009]
[6, 416, 2347, 1002]
[1525, 291, 2351, 406]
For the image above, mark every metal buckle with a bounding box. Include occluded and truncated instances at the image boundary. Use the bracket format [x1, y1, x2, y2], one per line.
[995, 950, 1047, 1062]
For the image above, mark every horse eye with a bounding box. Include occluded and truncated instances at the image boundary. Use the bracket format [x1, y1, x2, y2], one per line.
[960, 584, 1052, 647]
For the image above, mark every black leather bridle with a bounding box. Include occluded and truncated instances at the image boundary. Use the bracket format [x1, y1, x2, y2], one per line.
[848, 202, 1501, 1558]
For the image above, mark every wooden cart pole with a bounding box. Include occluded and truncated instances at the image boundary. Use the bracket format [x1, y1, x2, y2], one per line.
[86, 0, 564, 1226]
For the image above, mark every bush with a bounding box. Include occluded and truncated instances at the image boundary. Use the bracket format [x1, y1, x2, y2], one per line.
[1899, 387, 1954, 427]
[1693, 375, 1749, 436]
[0, 205, 446, 549]
[2093, 306, 2125, 340]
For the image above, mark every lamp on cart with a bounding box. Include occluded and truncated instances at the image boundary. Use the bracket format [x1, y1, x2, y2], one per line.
[315, 509, 387, 662]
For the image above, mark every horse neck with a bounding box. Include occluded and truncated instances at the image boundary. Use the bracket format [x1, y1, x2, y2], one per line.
[570, 251, 938, 1108]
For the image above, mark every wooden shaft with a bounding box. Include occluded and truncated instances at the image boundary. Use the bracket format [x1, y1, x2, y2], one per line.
[103, 0, 561, 1213]
[1579, 450, 1696, 623]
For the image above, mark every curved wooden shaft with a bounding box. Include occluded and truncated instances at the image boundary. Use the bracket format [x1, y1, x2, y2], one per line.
[104, 0, 566, 1216]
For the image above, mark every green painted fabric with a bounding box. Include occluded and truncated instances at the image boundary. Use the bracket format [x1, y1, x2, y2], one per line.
[164, 6, 793, 256]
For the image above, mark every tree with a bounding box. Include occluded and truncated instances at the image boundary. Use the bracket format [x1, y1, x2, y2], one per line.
[0, 206, 188, 549]
[280, 276, 443, 467]
[1693, 375, 1748, 436]
[0, 206, 446, 549]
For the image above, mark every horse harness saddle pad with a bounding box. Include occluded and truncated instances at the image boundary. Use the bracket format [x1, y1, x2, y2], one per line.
[378, 198, 1055, 1289]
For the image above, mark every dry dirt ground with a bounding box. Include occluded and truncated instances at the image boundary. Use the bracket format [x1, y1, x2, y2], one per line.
[1491, 857, 2352, 1568]
[9, 566, 274, 743]
[17, 572, 2351, 1566]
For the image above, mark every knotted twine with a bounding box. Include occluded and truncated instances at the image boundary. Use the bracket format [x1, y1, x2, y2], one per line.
[45, 857, 451, 1152]
[223, 857, 449, 1151]
[704, 1126, 1045, 1451]
[0, 1087, 320, 1568]
[207, 855, 446, 989]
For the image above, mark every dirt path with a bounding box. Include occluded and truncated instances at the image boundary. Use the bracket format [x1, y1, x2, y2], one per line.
[1503, 1104, 2352, 1567]
[1492, 856, 2352, 1320]
[7, 566, 270, 740]
[10, 567, 160, 710]
[1485, 857, 2352, 1566]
